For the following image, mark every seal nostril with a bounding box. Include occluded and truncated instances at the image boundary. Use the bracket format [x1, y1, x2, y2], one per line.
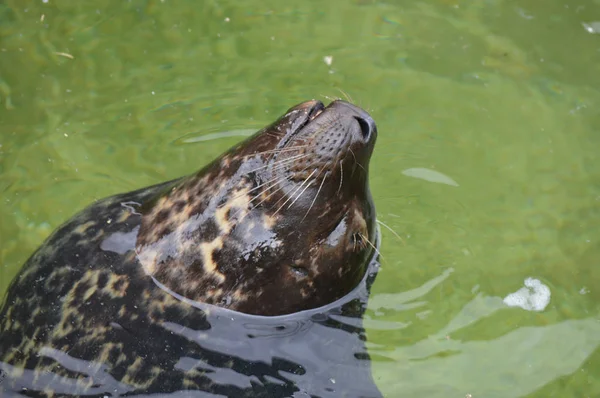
[354, 116, 372, 140]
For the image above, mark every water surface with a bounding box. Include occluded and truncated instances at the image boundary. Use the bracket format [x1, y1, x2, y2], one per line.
[1, 0, 599, 396]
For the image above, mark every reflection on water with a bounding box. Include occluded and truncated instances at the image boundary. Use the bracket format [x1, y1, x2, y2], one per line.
[368, 269, 600, 397]
[0, 256, 381, 397]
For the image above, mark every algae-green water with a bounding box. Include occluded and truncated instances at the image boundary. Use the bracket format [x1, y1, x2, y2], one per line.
[1, 1, 599, 396]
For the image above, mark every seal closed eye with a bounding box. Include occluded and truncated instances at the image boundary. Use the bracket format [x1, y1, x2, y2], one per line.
[0, 99, 380, 396]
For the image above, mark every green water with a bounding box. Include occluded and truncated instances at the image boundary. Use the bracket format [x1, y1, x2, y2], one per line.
[1, 0, 599, 396]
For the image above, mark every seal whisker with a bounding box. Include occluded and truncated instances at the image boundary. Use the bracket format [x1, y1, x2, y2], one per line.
[320, 94, 340, 102]
[267, 154, 310, 173]
[267, 152, 307, 166]
[274, 168, 318, 215]
[359, 233, 384, 260]
[247, 145, 309, 157]
[349, 148, 366, 174]
[376, 219, 405, 245]
[247, 153, 306, 173]
[250, 177, 294, 210]
[336, 88, 354, 104]
[220, 175, 288, 208]
[247, 174, 287, 193]
[286, 176, 316, 210]
[263, 157, 310, 178]
[267, 152, 307, 164]
[268, 161, 316, 210]
[337, 160, 344, 195]
[248, 176, 290, 204]
[263, 146, 308, 162]
[302, 172, 329, 222]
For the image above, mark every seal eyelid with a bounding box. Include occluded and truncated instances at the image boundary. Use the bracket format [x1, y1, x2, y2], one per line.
[308, 102, 326, 120]
[278, 102, 326, 148]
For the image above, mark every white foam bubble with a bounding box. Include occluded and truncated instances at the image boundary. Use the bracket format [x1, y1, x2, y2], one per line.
[503, 277, 551, 312]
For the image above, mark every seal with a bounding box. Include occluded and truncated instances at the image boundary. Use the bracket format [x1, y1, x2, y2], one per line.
[0, 100, 380, 397]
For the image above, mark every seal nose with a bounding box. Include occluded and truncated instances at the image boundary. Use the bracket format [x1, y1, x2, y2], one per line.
[329, 100, 377, 143]
[354, 115, 376, 142]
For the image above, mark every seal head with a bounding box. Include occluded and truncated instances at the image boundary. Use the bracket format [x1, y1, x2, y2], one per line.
[136, 100, 377, 316]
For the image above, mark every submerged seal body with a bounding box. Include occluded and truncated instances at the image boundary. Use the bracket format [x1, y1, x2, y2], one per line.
[0, 100, 380, 397]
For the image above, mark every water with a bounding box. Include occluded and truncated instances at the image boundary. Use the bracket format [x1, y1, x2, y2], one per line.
[1, 0, 599, 396]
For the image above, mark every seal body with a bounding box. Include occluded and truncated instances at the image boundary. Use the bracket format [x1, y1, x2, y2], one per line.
[0, 100, 381, 397]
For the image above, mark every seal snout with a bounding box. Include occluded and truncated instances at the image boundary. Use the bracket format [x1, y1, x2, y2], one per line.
[327, 100, 377, 145]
